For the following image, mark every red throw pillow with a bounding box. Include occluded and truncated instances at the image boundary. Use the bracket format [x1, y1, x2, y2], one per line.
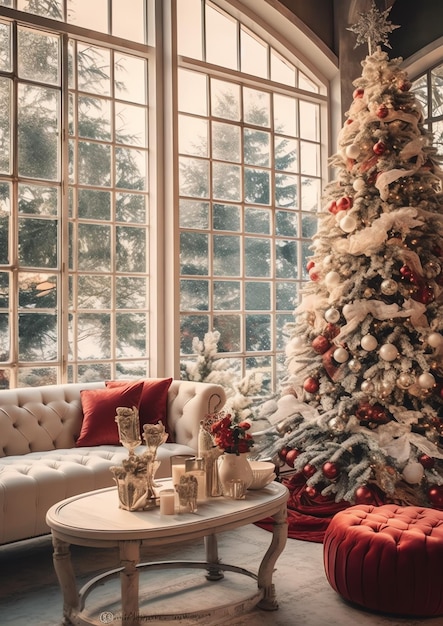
[106, 378, 173, 436]
[76, 381, 145, 447]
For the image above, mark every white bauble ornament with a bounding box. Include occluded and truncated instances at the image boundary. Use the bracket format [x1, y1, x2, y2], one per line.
[342, 303, 352, 318]
[361, 380, 374, 393]
[335, 210, 347, 223]
[333, 347, 349, 363]
[418, 372, 436, 389]
[324, 307, 340, 323]
[346, 143, 360, 159]
[339, 214, 357, 233]
[402, 462, 424, 485]
[427, 332, 443, 348]
[379, 343, 399, 361]
[348, 358, 362, 373]
[323, 254, 333, 267]
[397, 372, 415, 389]
[380, 279, 398, 296]
[361, 334, 378, 351]
[353, 178, 365, 192]
[379, 380, 394, 396]
[286, 336, 304, 355]
[324, 271, 341, 289]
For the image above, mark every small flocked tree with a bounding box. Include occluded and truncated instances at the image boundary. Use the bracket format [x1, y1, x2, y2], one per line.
[256, 4, 443, 510]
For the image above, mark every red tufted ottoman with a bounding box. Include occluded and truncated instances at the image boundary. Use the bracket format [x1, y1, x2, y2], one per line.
[323, 504, 443, 617]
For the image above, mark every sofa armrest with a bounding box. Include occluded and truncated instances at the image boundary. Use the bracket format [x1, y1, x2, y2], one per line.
[167, 381, 226, 450]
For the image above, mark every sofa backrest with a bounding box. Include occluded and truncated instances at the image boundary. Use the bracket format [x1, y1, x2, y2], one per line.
[0, 380, 226, 457]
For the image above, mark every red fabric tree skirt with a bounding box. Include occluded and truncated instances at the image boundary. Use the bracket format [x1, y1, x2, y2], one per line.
[256, 472, 357, 542]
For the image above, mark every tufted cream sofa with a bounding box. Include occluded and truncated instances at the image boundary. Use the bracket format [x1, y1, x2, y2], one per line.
[0, 380, 225, 545]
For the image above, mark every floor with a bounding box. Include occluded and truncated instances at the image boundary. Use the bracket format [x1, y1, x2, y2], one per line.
[0, 523, 441, 626]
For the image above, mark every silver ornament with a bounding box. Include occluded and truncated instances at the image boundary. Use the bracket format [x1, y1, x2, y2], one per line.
[396, 372, 415, 389]
[325, 308, 340, 323]
[348, 358, 362, 373]
[380, 279, 398, 296]
[361, 380, 375, 393]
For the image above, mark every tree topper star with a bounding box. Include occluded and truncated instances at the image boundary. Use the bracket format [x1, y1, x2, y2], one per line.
[347, 1, 400, 55]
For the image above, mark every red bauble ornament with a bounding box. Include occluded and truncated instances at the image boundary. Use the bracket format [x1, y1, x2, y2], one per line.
[322, 461, 339, 480]
[304, 485, 318, 498]
[373, 141, 386, 156]
[354, 485, 376, 505]
[278, 446, 289, 460]
[346, 118, 354, 125]
[326, 200, 339, 214]
[428, 485, 443, 509]
[285, 448, 300, 468]
[419, 454, 435, 470]
[398, 80, 411, 92]
[303, 376, 319, 394]
[312, 335, 330, 354]
[415, 285, 434, 304]
[302, 463, 316, 478]
[353, 88, 364, 99]
[324, 323, 339, 339]
[376, 105, 389, 118]
[306, 259, 315, 271]
[336, 196, 353, 211]
[309, 267, 319, 281]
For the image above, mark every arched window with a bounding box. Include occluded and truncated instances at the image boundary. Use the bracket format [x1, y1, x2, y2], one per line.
[0, 0, 333, 389]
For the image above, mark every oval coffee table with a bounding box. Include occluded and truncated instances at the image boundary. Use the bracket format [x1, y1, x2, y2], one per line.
[46, 480, 288, 625]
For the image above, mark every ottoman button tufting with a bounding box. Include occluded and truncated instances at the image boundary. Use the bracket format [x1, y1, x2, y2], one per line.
[323, 504, 443, 617]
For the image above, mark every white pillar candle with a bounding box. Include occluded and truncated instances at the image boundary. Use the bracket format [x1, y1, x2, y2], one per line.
[159, 489, 176, 515]
[171, 463, 186, 486]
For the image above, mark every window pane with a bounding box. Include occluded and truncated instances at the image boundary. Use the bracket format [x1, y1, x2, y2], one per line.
[206, 5, 237, 70]
[19, 218, 58, 267]
[214, 281, 240, 310]
[213, 235, 240, 276]
[78, 189, 111, 220]
[177, 0, 203, 60]
[212, 122, 240, 162]
[245, 208, 270, 234]
[276, 282, 297, 310]
[271, 51, 295, 87]
[77, 275, 111, 309]
[275, 137, 298, 173]
[181, 315, 209, 353]
[244, 88, 270, 127]
[0, 183, 11, 265]
[213, 162, 241, 201]
[179, 157, 209, 198]
[77, 141, 111, 186]
[18, 85, 59, 181]
[77, 224, 111, 271]
[301, 177, 320, 212]
[179, 200, 209, 229]
[0, 312, 9, 362]
[0, 78, 11, 174]
[300, 141, 319, 176]
[76, 313, 111, 359]
[115, 53, 147, 105]
[275, 173, 297, 209]
[245, 238, 270, 277]
[245, 282, 270, 310]
[77, 44, 110, 96]
[246, 314, 271, 350]
[179, 115, 208, 157]
[178, 70, 207, 115]
[116, 313, 146, 357]
[276, 240, 297, 278]
[18, 0, 63, 19]
[431, 64, 443, 117]
[276, 210, 298, 237]
[115, 147, 146, 190]
[116, 277, 146, 309]
[19, 272, 57, 308]
[274, 94, 297, 136]
[241, 28, 267, 78]
[19, 313, 57, 360]
[78, 95, 111, 141]
[213, 204, 240, 231]
[180, 232, 208, 275]
[299, 100, 319, 140]
[112, 0, 145, 43]
[0, 21, 11, 72]
[211, 79, 240, 121]
[244, 129, 270, 166]
[18, 27, 60, 85]
[68, 0, 108, 32]
[18, 184, 58, 216]
[116, 226, 146, 272]
[180, 279, 209, 311]
[116, 193, 146, 223]
[214, 314, 240, 352]
[244, 168, 270, 205]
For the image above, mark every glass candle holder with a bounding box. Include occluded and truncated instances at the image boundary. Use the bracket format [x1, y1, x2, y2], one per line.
[171, 454, 195, 487]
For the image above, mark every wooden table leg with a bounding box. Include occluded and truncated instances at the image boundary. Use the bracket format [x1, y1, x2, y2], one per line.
[204, 534, 224, 581]
[257, 504, 288, 610]
[52, 535, 79, 625]
[119, 540, 141, 626]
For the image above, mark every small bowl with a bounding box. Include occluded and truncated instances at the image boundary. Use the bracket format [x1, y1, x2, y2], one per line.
[248, 460, 276, 490]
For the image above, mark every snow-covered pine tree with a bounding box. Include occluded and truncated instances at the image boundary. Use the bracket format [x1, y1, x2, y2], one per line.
[256, 12, 443, 510]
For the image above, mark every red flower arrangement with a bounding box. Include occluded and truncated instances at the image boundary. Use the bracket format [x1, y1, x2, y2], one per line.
[210, 412, 254, 455]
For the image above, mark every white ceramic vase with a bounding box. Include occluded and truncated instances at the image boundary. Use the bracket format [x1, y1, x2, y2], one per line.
[218, 452, 253, 496]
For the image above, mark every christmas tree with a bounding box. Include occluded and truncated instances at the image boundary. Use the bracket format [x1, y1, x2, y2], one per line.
[256, 5, 443, 510]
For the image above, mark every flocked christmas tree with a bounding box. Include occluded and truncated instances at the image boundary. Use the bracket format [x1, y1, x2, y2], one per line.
[256, 3, 443, 510]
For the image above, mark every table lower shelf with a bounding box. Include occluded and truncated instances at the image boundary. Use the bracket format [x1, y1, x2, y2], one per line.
[76, 561, 270, 625]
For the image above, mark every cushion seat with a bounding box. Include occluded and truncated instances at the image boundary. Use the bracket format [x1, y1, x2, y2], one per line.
[323, 504, 443, 617]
